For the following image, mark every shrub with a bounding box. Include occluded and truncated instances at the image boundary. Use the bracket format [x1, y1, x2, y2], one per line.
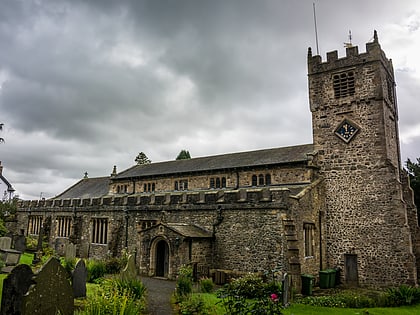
[177, 294, 210, 315]
[60, 257, 77, 274]
[25, 235, 38, 251]
[76, 286, 145, 315]
[105, 257, 124, 274]
[176, 265, 193, 298]
[112, 278, 147, 300]
[216, 273, 284, 314]
[199, 278, 214, 293]
[86, 259, 106, 283]
[226, 273, 265, 298]
[385, 285, 420, 306]
[300, 290, 378, 308]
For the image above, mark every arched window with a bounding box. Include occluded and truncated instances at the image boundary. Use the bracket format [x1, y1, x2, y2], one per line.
[117, 186, 120, 194]
[221, 177, 226, 188]
[174, 181, 179, 191]
[216, 178, 221, 188]
[258, 174, 264, 186]
[152, 183, 155, 191]
[265, 174, 271, 186]
[144, 184, 147, 192]
[210, 178, 215, 189]
[252, 175, 257, 186]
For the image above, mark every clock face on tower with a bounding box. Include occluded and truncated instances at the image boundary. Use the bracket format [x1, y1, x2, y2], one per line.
[335, 119, 359, 143]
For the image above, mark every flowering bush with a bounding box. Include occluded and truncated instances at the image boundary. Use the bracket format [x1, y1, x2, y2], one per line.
[217, 273, 284, 314]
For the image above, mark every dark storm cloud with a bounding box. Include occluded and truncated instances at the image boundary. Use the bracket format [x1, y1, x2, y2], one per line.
[0, 0, 419, 199]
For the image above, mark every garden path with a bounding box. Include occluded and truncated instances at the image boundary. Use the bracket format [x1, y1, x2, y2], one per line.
[141, 277, 176, 315]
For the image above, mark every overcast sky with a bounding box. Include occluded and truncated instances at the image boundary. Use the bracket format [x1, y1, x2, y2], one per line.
[1, 0, 420, 200]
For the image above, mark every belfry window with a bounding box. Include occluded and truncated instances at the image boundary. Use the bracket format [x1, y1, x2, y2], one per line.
[91, 218, 108, 245]
[304, 223, 315, 257]
[333, 71, 355, 98]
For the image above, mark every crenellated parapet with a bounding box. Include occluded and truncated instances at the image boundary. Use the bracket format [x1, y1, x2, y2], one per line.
[18, 187, 294, 210]
[307, 30, 393, 76]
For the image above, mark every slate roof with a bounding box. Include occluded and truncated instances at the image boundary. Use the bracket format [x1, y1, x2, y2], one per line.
[54, 176, 110, 199]
[115, 143, 314, 179]
[163, 223, 213, 238]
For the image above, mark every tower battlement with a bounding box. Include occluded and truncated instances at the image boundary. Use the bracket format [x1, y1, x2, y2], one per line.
[308, 31, 392, 75]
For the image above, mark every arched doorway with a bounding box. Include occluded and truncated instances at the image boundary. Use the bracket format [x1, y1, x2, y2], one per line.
[155, 240, 169, 277]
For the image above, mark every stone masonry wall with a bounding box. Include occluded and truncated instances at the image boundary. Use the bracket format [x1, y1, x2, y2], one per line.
[15, 186, 319, 281]
[109, 164, 311, 194]
[308, 37, 418, 286]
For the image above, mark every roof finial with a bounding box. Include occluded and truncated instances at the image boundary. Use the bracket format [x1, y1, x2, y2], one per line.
[373, 30, 378, 43]
[111, 165, 117, 177]
[84, 171, 88, 179]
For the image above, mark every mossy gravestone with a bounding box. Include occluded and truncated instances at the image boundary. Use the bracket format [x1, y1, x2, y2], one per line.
[120, 254, 138, 281]
[21, 257, 74, 315]
[0, 264, 34, 315]
[72, 259, 87, 298]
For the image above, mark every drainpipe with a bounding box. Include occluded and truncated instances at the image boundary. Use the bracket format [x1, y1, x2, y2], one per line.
[124, 207, 129, 248]
[319, 210, 323, 271]
[235, 171, 240, 189]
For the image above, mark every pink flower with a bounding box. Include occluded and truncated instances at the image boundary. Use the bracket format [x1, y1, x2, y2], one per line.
[270, 293, 278, 301]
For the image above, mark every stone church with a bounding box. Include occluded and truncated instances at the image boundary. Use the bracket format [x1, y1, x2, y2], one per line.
[13, 31, 420, 288]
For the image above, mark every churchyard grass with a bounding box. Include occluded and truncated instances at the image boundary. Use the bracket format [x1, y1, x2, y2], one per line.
[19, 252, 33, 265]
[283, 304, 420, 314]
[194, 293, 420, 314]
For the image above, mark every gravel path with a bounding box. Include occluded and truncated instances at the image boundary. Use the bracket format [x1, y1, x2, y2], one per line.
[141, 277, 176, 315]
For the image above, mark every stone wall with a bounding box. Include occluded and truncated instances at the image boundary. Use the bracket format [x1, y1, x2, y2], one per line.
[109, 164, 312, 194]
[308, 36, 419, 286]
[15, 186, 320, 282]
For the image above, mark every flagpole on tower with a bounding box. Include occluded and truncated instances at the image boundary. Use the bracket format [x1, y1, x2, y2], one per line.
[313, 2, 320, 55]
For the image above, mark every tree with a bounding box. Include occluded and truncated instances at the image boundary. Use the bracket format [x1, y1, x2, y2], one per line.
[0, 123, 4, 143]
[406, 158, 420, 221]
[176, 150, 191, 160]
[135, 152, 151, 165]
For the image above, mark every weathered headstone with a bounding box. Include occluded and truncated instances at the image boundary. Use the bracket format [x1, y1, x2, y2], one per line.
[72, 259, 87, 298]
[13, 234, 26, 253]
[65, 243, 76, 259]
[0, 264, 34, 315]
[120, 254, 138, 280]
[0, 249, 21, 266]
[21, 257, 74, 315]
[282, 273, 290, 307]
[0, 236, 12, 250]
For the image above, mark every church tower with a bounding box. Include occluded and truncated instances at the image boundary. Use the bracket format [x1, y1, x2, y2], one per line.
[308, 31, 418, 286]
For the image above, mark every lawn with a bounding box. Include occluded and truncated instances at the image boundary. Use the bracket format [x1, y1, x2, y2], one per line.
[283, 304, 420, 314]
[195, 293, 420, 315]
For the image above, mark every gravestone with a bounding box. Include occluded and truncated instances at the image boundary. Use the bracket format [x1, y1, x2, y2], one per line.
[0, 264, 34, 315]
[72, 259, 87, 298]
[282, 273, 290, 307]
[21, 257, 74, 315]
[65, 243, 76, 259]
[0, 236, 12, 250]
[120, 254, 138, 280]
[13, 234, 26, 253]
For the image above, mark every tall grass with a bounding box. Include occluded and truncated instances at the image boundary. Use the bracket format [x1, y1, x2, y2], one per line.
[76, 277, 146, 315]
